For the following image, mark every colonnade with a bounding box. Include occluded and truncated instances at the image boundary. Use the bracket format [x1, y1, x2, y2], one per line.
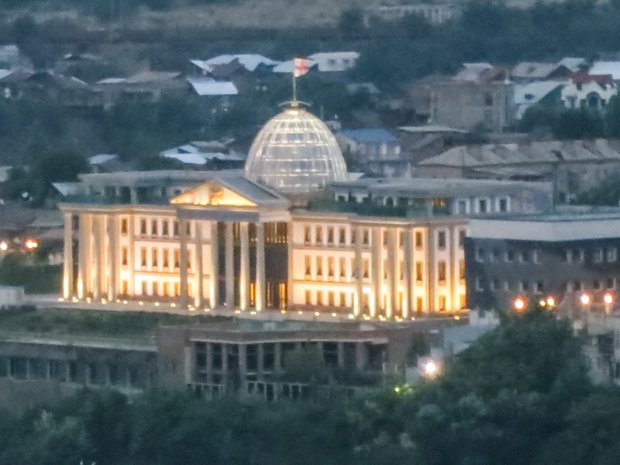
[63, 211, 268, 312]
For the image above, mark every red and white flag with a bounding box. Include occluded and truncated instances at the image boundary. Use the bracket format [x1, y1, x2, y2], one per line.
[294, 57, 310, 78]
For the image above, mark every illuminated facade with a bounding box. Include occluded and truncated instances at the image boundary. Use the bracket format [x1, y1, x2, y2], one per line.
[59, 107, 554, 318]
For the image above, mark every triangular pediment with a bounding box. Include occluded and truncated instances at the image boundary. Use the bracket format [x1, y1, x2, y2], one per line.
[171, 180, 257, 207]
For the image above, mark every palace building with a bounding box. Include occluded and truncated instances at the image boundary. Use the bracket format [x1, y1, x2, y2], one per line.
[59, 105, 553, 319]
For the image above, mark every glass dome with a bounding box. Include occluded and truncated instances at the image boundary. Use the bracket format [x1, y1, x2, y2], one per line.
[244, 106, 348, 198]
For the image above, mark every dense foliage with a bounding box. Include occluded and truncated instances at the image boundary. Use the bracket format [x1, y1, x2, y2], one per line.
[0, 311, 618, 465]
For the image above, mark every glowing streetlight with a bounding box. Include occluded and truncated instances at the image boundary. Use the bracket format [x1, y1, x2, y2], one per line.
[513, 297, 527, 312]
[580, 293, 591, 306]
[24, 239, 38, 250]
[604, 293, 614, 316]
[0, 241, 8, 252]
[546, 297, 556, 307]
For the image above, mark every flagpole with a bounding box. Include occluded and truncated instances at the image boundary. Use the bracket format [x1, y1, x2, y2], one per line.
[292, 73, 297, 103]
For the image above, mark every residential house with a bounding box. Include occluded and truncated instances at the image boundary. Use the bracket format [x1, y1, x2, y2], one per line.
[511, 62, 573, 83]
[513, 80, 566, 120]
[336, 129, 401, 175]
[160, 141, 246, 170]
[366, 3, 460, 24]
[561, 72, 617, 111]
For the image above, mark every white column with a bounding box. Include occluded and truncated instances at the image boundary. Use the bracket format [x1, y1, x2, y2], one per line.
[194, 221, 204, 308]
[371, 227, 382, 318]
[107, 215, 117, 302]
[402, 227, 413, 319]
[255, 222, 266, 312]
[209, 221, 219, 309]
[386, 228, 397, 319]
[92, 216, 102, 300]
[179, 218, 189, 308]
[62, 212, 73, 300]
[225, 222, 235, 308]
[239, 222, 250, 311]
[426, 226, 435, 313]
[127, 215, 135, 295]
[353, 225, 363, 316]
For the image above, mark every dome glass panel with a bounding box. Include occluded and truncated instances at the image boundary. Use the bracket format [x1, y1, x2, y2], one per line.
[244, 107, 348, 198]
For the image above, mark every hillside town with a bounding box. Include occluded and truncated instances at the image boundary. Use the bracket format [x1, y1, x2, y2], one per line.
[2, 0, 620, 462]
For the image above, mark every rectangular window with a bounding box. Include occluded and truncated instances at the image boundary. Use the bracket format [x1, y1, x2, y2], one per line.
[141, 281, 147, 295]
[535, 281, 544, 292]
[339, 228, 346, 245]
[458, 230, 466, 247]
[163, 282, 169, 297]
[457, 200, 467, 214]
[316, 227, 322, 244]
[437, 231, 446, 250]
[121, 218, 128, 235]
[186, 222, 192, 238]
[316, 291, 323, 306]
[490, 248, 500, 262]
[151, 248, 158, 268]
[577, 249, 585, 263]
[459, 259, 465, 280]
[304, 256, 311, 277]
[520, 251, 529, 263]
[174, 250, 180, 269]
[151, 219, 158, 237]
[593, 248, 603, 263]
[328, 291, 335, 306]
[362, 229, 369, 246]
[140, 219, 147, 236]
[498, 198, 508, 212]
[162, 221, 169, 237]
[122, 247, 128, 266]
[140, 248, 147, 267]
[438, 261, 446, 282]
[438, 295, 446, 311]
[327, 227, 334, 244]
[163, 249, 169, 269]
[327, 257, 334, 279]
[339, 257, 346, 280]
[316, 257, 323, 278]
[152, 281, 159, 296]
[415, 261, 423, 283]
[607, 278, 616, 289]
[607, 247, 618, 262]
[505, 250, 514, 262]
[363, 259, 370, 279]
[305, 290, 311, 305]
[476, 248, 485, 262]
[478, 199, 488, 213]
[304, 226, 311, 244]
[173, 221, 179, 237]
[415, 231, 423, 249]
[340, 292, 346, 307]
[565, 249, 573, 263]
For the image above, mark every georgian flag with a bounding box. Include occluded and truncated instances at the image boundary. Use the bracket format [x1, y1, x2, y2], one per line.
[294, 57, 310, 77]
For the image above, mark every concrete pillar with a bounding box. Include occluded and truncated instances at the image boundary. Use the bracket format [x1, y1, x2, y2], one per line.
[257, 344, 265, 380]
[183, 345, 192, 384]
[402, 227, 413, 319]
[194, 222, 204, 308]
[225, 222, 235, 308]
[337, 342, 345, 368]
[206, 343, 213, 385]
[107, 215, 117, 301]
[239, 222, 250, 311]
[274, 342, 282, 375]
[255, 223, 266, 311]
[287, 222, 294, 309]
[354, 225, 364, 317]
[93, 216, 103, 301]
[371, 227, 383, 318]
[356, 343, 367, 371]
[62, 212, 73, 299]
[179, 218, 189, 308]
[238, 345, 247, 392]
[209, 222, 219, 309]
[77, 214, 91, 299]
[386, 228, 398, 319]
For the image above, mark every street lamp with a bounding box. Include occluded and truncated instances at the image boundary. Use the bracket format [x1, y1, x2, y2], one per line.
[513, 297, 527, 312]
[546, 296, 556, 308]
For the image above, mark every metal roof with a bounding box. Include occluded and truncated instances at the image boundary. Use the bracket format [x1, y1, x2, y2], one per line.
[420, 139, 620, 167]
[188, 77, 238, 96]
[338, 129, 398, 145]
